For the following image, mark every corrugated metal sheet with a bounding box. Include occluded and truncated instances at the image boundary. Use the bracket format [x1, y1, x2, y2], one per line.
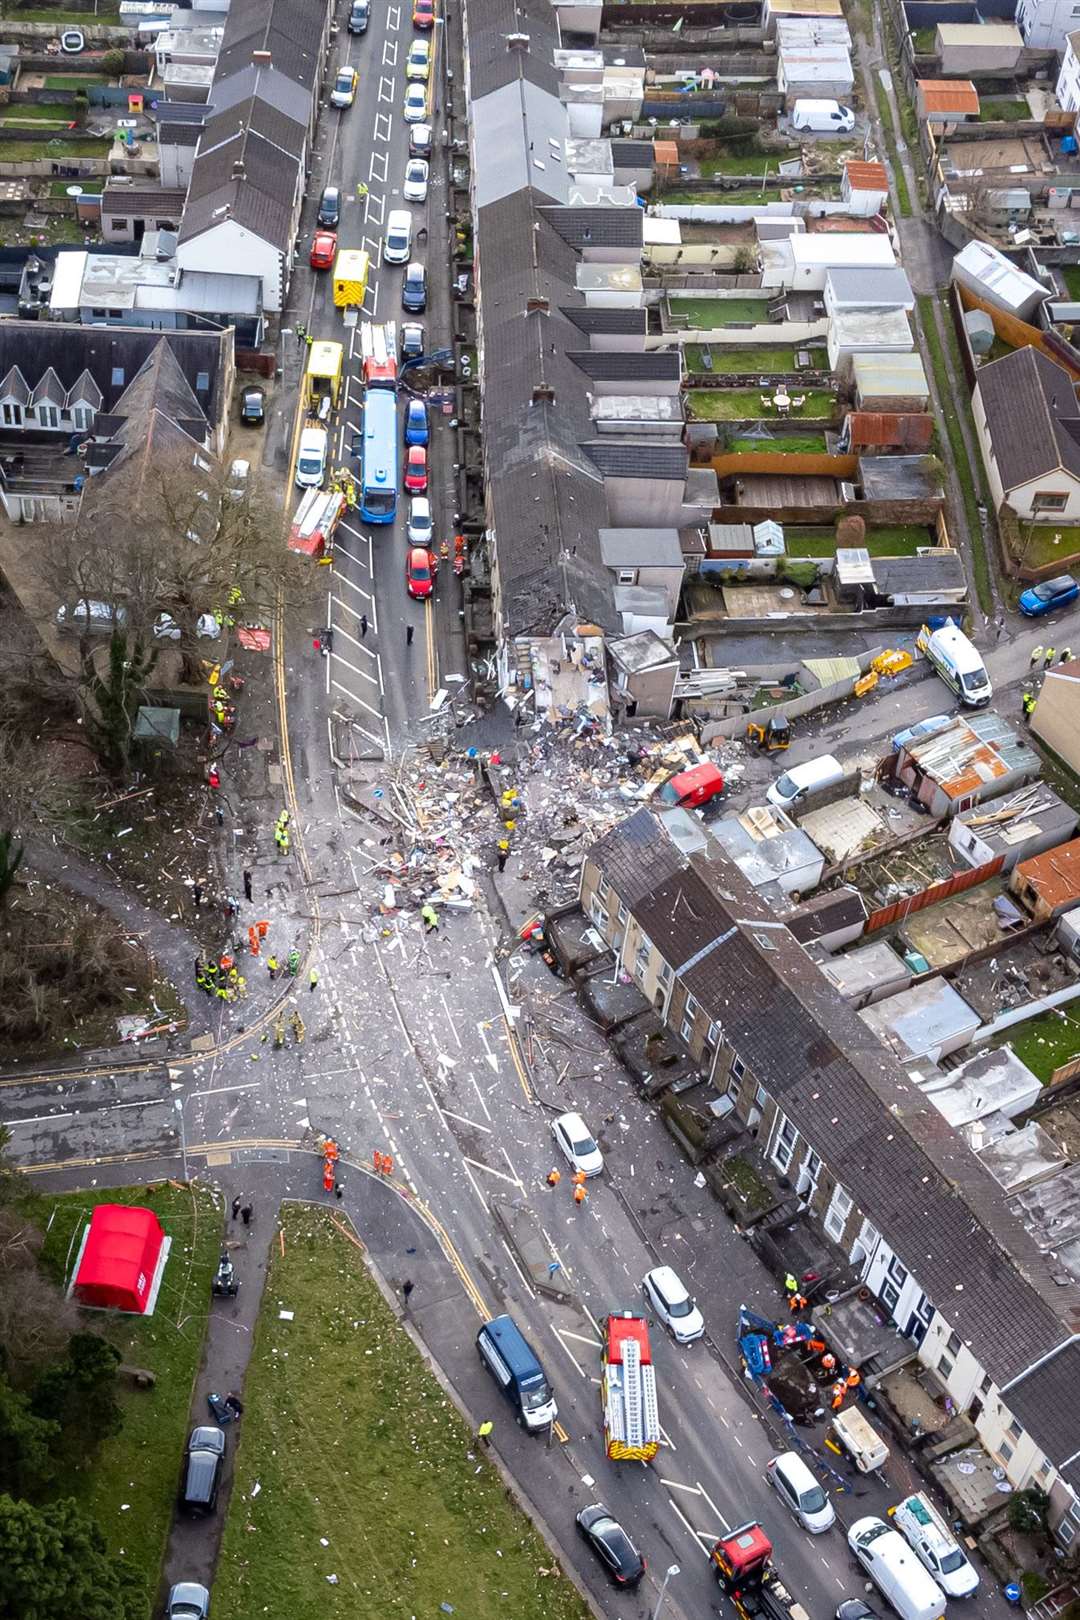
[917, 78, 980, 116]
[847, 411, 936, 449]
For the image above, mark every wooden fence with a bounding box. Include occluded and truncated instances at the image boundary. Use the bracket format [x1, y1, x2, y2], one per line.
[864, 856, 1003, 933]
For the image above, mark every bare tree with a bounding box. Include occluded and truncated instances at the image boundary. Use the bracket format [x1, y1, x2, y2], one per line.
[0, 1208, 80, 1377]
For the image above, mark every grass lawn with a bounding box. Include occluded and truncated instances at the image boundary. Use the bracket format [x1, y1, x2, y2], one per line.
[728, 433, 828, 454]
[699, 152, 798, 176]
[671, 295, 771, 327]
[30, 1182, 220, 1619]
[0, 106, 82, 125]
[214, 1207, 592, 1620]
[1061, 265, 1080, 301]
[48, 177, 103, 195]
[911, 26, 936, 51]
[1017, 524, 1080, 570]
[873, 75, 912, 217]
[686, 344, 798, 374]
[44, 74, 108, 89]
[1003, 1015, 1080, 1082]
[661, 185, 839, 205]
[785, 524, 930, 556]
[0, 136, 107, 158]
[687, 387, 834, 421]
[979, 98, 1030, 122]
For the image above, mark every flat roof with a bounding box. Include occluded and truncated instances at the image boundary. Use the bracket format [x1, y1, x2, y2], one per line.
[799, 796, 888, 864]
[918, 79, 980, 116]
[790, 234, 896, 268]
[710, 807, 823, 889]
[830, 308, 914, 347]
[599, 527, 683, 565]
[937, 22, 1023, 43]
[860, 977, 981, 1061]
[852, 351, 930, 397]
[820, 939, 912, 999]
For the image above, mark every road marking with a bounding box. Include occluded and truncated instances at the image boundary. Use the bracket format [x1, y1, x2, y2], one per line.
[329, 616, 377, 656]
[332, 544, 373, 578]
[659, 1423, 678, 1452]
[382, 37, 398, 64]
[468, 1070, 493, 1121]
[500, 1146, 525, 1191]
[696, 1481, 730, 1533]
[500, 1237, 536, 1299]
[460, 1157, 488, 1210]
[560, 1329, 603, 1349]
[664, 1495, 713, 1557]
[374, 111, 392, 143]
[441, 1107, 492, 1134]
[366, 181, 386, 217]
[387, 2, 401, 26]
[439, 992, 462, 1047]
[461, 1155, 519, 1188]
[659, 1478, 702, 1494]
[329, 648, 380, 687]
[329, 678, 383, 722]
[551, 1326, 588, 1380]
[12, 1113, 74, 1125]
[378, 74, 395, 103]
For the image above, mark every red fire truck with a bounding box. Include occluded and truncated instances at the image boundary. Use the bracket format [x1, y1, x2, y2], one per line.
[601, 1313, 660, 1462]
[710, 1523, 809, 1620]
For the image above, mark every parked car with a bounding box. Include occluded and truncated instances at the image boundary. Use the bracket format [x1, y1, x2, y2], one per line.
[317, 186, 341, 227]
[296, 425, 329, 488]
[226, 458, 250, 500]
[383, 209, 413, 265]
[403, 158, 429, 202]
[765, 1450, 835, 1534]
[658, 762, 724, 810]
[1019, 573, 1080, 617]
[890, 714, 952, 753]
[575, 1505, 646, 1587]
[406, 545, 436, 600]
[836, 1604, 881, 1620]
[240, 385, 266, 425]
[404, 398, 429, 446]
[406, 38, 431, 79]
[348, 0, 370, 30]
[404, 444, 428, 492]
[642, 1264, 704, 1343]
[179, 1427, 226, 1517]
[407, 495, 433, 547]
[57, 599, 127, 636]
[551, 1111, 603, 1177]
[409, 122, 433, 158]
[154, 613, 221, 642]
[403, 81, 428, 121]
[413, 0, 435, 25]
[167, 1584, 211, 1620]
[401, 321, 425, 362]
[402, 261, 427, 312]
[310, 228, 337, 270]
[330, 64, 359, 107]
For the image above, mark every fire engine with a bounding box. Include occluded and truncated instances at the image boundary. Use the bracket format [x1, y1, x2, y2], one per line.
[601, 1313, 660, 1462]
[288, 488, 345, 558]
[710, 1523, 809, 1620]
[359, 321, 398, 389]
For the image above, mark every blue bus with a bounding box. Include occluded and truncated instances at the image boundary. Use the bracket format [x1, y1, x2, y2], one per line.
[359, 388, 398, 523]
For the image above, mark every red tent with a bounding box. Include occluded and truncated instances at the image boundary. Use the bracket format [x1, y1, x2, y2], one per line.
[72, 1204, 167, 1314]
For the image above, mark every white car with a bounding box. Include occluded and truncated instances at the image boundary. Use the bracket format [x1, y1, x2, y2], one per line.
[407, 495, 433, 546]
[406, 39, 431, 80]
[154, 612, 222, 642]
[295, 425, 329, 488]
[383, 208, 413, 264]
[403, 158, 429, 203]
[551, 1111, 603, 1178]
[226, 457, 250, 499]
[403, 81, 428, 122]
[642, 1265, 704, 1343]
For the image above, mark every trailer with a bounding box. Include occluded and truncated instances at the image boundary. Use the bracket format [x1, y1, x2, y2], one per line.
[710, 1522, 809, 1620]
[601, 1313, 660, 1462]
[288, 488, 345, 558]
[359, 321, 398, 389]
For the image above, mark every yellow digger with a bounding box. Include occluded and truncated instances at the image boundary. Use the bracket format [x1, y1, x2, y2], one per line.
[746, 714, 791, 752]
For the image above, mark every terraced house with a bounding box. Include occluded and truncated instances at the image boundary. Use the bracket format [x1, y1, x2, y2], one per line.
[580, 806, 1080, 1546]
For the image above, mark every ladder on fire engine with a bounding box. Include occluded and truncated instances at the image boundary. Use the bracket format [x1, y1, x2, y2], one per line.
[622, 1336, 659, 1450]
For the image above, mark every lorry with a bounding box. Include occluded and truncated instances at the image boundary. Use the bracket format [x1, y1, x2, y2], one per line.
[359, 321, 398, 389]
[601, 1313, 660, 1462]
[288, 488, 345, 558]
[710, 1522, 810, 1620]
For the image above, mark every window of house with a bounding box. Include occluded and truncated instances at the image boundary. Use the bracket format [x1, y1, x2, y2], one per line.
[1060, 1515, 1076, 1548]
[71, 406, 92, 430]
[999, 1440, 1015, 1465]
[938, 1354, 954, 1381]
[112, 218, 129, 231]
[824, 1184, 853, 1242]
[707, 1022, 720, 1046]
[1, 402, 23, 427]
[979, 1374, 993, 1396]
[731, 1055, 746, 1081]
[852, 1218, 880, 1264]
[36, 405, 59, 429]
[771, 1114, 798, 1174]
[588, 896, 608, 932]
[946, 1332, 961, 1357]
[753, 932, 777, 951]
[634, 935, 652, 981]
[111, 368, 124, 388]
[1007, 1419, 1022, 1443]
[1033, 491, 1068, 512]
[681, 1013, 695, 1044]
[684, 995, 698, 1021]
[617, 902, 628, 925]
[195, 371, 210, 392]
[659, 961, 673, 986]
[596, 875, 610, 902]
[617, 568, 637, 586]
[91, 308, 109, 318]
[796, 1150, 822, 1200]
[754, 1083, 766, 1107]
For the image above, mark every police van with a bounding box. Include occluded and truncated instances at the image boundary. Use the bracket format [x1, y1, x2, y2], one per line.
[477, 1314, 558, 1431]
[892, 1492, 980, 1598]
[917, 620, 992, 708]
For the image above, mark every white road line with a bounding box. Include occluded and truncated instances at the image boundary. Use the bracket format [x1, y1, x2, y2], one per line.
[367, 181, 386, 215]
[551, 1326, 588, 1380]
[500, 1145, 525, 1191]
[461, 1156, 520, 1188]
[500, 1238, 536, 1299]
[468, 1070, 493, 1121]
[441, 1107, 492, 1135]
[439, 992, 462, 1047]
[329, 678, 382, 722]
[387, 2, 401, 26]
[13, 1113, 74, 1125]
[696, 1482, 730, 1533]
[382, 37, 398, 64]
[560, 1329, 603, 1349]
[378, 74, 395, 103]
[329, 648, 379, 687]
[329, 616, 377, 658]
[332, 542, 372, 575]
[374, 111, 392, 143]
[658, 1478, 700, 1494]
[189, 1082, 261, 1099]
[664, 1496, 713, 1556]
[659, 1423, 678, 1452]
[460, 1158, 488, 1210]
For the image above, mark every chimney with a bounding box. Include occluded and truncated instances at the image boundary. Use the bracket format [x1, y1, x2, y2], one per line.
[526, 296, 549, 315]
[506, 31, 530, 49]
[532, 383, 555, 405]
[252, 49, 271, 66]
[232, 160, 246, 182]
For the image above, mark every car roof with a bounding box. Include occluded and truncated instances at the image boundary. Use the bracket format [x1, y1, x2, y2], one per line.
[405, 260, 425, 275]
[407, 398, 426, 414]
[648, 1263, 687, 1297]
[556, 1110, 589, 1134]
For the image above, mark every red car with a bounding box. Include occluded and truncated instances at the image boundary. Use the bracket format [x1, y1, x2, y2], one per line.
[406, 546, 436, 599]
[413, 0, 434, 27]
[310, 229, 337, 270]
[404, 444, 428, 493]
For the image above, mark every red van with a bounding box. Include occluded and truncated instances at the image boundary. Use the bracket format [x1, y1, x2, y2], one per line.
[658, 762, 725, 810]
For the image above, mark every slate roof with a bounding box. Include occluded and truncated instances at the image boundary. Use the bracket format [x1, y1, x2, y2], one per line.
[583, 442, 689, 480]
[611, 139, 656, 167]
[541, 205, 644, 250]
[180, 100, 303, 251]
[464, 0, 561, 98]
[561, 306, 648, 335]
[0, 321, 228, 424]
[976, 347, 1080, 493]
[1002, 1340, 1080, 1493]
[101, 186, 187, 219]
[215, 0, 324, 93]
[591, 809, 1080, 1392]
[871, 551, 968, 597]
[569, 350, 681, 381]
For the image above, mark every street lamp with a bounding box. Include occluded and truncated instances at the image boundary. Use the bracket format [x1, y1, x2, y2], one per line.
[651, 1563, 680, 1620]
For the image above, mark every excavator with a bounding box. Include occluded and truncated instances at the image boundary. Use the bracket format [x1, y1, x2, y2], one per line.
[746, 714, 791, 753]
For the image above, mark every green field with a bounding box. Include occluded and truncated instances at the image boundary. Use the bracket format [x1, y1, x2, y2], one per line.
[0, 103, 83, 123]
[784, 524, 931, 556]
[911, 26, 936, 52]
[213, 1206, 593, 1620]
[979, 98, 1030, 122]
[48, 178, 103, 196]
[671, 295, 771, 327]
[661, 185, 839, 204]
[31, 1182, 220, 1619]
[44, 74, 108, 90]
[700, 152, 799, 176]
[0, 136, 107, 159]
[686, 344, 799, 374]
[1017, 524, 1080, 570]
[727, 433, 828, 454]
[1004, 1017, 1079, 1082]
[1061, 266, 1080, 301]
[687, 388, 834, 421]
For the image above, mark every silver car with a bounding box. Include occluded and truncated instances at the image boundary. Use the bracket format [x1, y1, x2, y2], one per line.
[167, 1584, 210, 1620]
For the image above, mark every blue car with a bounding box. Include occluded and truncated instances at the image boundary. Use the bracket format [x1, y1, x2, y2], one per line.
[1019, 574, 1080, 617]
[404, 398, 429, 447]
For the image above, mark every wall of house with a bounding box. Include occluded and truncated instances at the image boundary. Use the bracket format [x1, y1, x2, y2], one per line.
[601, 473, 693, 526]
[970, 384, 1008, 513]
[1007, 471, 1080, 522]
[1057, 40, 1080, 110]
[176, 219, 285, 313]
[1032, 677, 1080, 775]
[1016, 0, 1074, 49]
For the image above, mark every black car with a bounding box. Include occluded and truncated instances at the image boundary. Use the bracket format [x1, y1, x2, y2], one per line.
[317, 185, 341, 227]
[240, 385, 265, 426]
[179, 1426, 226, 1517]
[348, 0, 369, 29]
[402, 261, 426, 313]
[401, 321, 425, 362]
[575, 1504, 646, 1587]
[836, 1603, 881, 1620]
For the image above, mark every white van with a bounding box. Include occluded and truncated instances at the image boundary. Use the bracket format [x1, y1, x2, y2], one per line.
[791, 98, 856, 134]
[766, 1450, 836, 1534]
[917, 619, 991, 708]
[830, 1407, 889, 1474]
[295, 425, 329, 489]
[848, 1518, 947, 1620]
[892, 1493, 979, 1599]
[766, 754, 845, 810]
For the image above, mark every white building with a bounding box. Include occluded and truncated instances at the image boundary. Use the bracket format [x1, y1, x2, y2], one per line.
[760, 231, 896, 292]
[1017, 0, 1078, 51]
[951, 239, 1050, 323]
[1057, 30, 1080, 113]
